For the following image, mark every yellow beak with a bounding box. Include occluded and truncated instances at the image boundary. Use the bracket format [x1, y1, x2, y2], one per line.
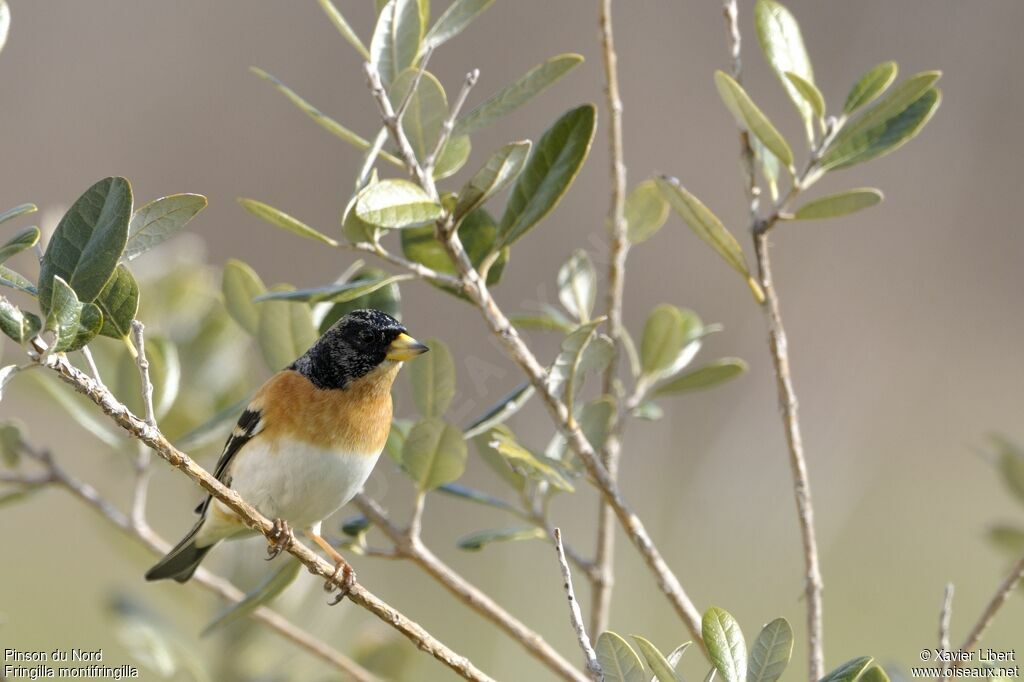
[386, 333, 429, 361]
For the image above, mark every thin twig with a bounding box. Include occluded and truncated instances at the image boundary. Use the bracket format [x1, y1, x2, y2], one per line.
[593, 0, 628, 637]
[424, 69, 480, 174]
[954, 553, 1024, 663]
[355, 495, 589, 682]
[29, 349, 496, 682]
[80, 347, 106, 390]
[720, 3, 823, 677]
[938, 582, 954, 682]
[345, 241, 460, 288]
[408, 490, 427, 539]
[11, 441, 378, 682]
[364, 58, 706, 650]
[553, 529, 603, 682]
[130, 320, 156, 530]
[363, 62, 436, 194]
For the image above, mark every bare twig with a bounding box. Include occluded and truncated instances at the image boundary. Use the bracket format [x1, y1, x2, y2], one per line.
[29, 349, 496, 682]
[720, 3, 823, 678]
[553, 529, 603, 682]
[938, 582, 954, 682]
[355, 495, 589, 682]
[424, 69, 480, 174]
[363, 58, 706, 649]
[954, 553, 1024, 663]
[9, 441, 379, 682]
[594, 0, 628, 636]
[80, 347, 106, 390]
[345, 241, 460, 288]
[130, 320, 156, 529]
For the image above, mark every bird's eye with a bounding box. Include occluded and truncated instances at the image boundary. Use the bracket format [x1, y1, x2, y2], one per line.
[359, 330, 375, 344]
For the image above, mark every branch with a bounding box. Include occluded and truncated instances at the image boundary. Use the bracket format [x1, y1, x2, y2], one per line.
[424, 69, 479, 175]
[954, 553, 1024, 663]
[130, 320, 156, 529]
[354, 495, 589, 682]
[363, 59, 706, 650]
[938, 582, 954, 682]
[594, 0, 629, 636]
[28, 348, 496, 682]
[553, 529, 603, 682]
[9, 441, 379, 682]
[721, 2, 823, 678]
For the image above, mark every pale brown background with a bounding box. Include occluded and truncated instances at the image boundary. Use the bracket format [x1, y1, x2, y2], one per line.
[1, 1, 1022, 680]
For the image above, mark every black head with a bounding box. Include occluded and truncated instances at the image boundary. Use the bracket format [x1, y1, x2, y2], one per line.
[290, 309, 428, 389]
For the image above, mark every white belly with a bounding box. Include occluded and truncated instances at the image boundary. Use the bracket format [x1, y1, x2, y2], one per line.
[221, 437, 380, 531]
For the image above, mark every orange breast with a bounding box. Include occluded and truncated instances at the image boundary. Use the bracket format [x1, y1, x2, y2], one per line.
[252, 367, 397, 454]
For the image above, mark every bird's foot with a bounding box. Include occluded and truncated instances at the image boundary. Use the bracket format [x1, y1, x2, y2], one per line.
[265, 518, 294, 560]
[324, 560, 357, 605]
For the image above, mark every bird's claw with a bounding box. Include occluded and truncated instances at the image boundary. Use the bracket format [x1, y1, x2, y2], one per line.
[265, 518, 294, 560]
[324, 561, 356, 605]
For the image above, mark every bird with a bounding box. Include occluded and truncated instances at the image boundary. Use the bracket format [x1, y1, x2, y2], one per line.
[145, 309, 428, 599]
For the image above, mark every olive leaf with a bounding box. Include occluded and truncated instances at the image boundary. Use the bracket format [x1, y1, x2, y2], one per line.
[791, 189, 883, 220]
[596, 632, 645, 682]
[820, 657, 874, 682]
[703, 607, 747, 682]
[0, 226, 40, 264]
[423, 0, 495, 51]
[371, 0, 422, 88]
[221, 259, 266, 336]
[0, 203, 37, 225]
[316, 0, 370, 60]
[123, 194, 207, 262]
[654, 358, 748, 396]
[454, 141, 531, 222]
[754, 0, 815, 138]
[626, 180, 670, 245]
[408, 337, 455, 417]
[844, 62, 897, 115]
[256, 285, 317, 370]
[389, 68, 447, 165]
[714, 71, 793, 169]
[0, 298, 41, 344]
[202, 558, 301, 635]
[238, 198, 339, 246]
[95, 265, 140, 339]
[631, 636, 683, 682]
[456, 526, 545, 551]
[747, 618, 793, 682]
[402, 417, 467, 491]
[557, 250, 596, 322]
[355, 179, 443, 229]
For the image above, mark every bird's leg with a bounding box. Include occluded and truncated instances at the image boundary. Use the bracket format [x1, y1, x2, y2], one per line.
[306, 528, 357, 604]
[265, 518, 294, 560]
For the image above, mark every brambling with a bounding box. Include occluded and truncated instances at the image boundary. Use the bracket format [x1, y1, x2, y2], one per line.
[145, 309, 428, 598]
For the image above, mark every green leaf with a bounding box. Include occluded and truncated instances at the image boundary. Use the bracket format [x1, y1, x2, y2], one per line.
[626, 180, 670, 245]
[499, 104, 596, 246]
[632, 402, 664, 421]
[424, 0, 494, 50]
[409, 337, 454, 417]
[641, 304, 689, 376]
[0, 365, 18, 402]
[437, 483, 520, 514]
[714, 71, 793, 169]
[434, 134, 472, 180]
[703, 607, 747, 682]
[747, 618, 793, 682]
[238, 198, 339, 246]
[0, 226, 40, 264]
[655, 358, 748, 396]
[597, 632, 645, 682]
[989, 524, 1024, 555]
[356, 179, 443, 229]
[318, 267, 402, 334]
[39, 177, 133, 313]
[859, 666, 890, 682]
[316, 0, 370, 60]
[820, 657, 874, 682]
[68, 303, 103, 351]
[222, 259, 266, 336]
[579, 396, 614, 453]
[44, 276, 84, 352]
[454, 141, 531, 222]
[993, 436, 1024, 507]
[254, 275, 410, 304]
[202, 558, 301, 635]
[146, 337, 182, 420]
[632, 636, 683, 682]
[455, 54, 584, 135]
[29, 373, 122, 447]
[250, 68, 401, 166]
[341, 514, 370, 537]
[256, 286, 318, 370]
[784, 72, 824, 122]
[820, 86, 941, 171]
[0, 1, 9, 54]
[0, 299, 39, 344]
[385, 418, 412, 464]
[0, 266, 37, 296]
[96, 265, 140, 339]
[546, 319, 605, 404]
[664, 643, 693, 674]
[456, 526, 544, 551]
[401, 417, 467, 491]
[754, 0, 815, 136]
[124, 194, 207, 261]
[463, 382, 534, 439]
[657, 177, 763, 303]
[791, 189, 883, 220]
[510, 311, 573, 333]
[401, 207, 507, 291]
[844, 62, 898, 115]
[557, 250, 596, 322]
[389, 68, 447, 166]
[371, 0, 422, 88]
[488, 430, 574, 491]
[752, 138, 781, 202]
[0, 419, 25, 467]
[0, 203, 37, 225]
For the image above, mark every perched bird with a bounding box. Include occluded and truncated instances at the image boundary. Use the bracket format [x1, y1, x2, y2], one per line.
[146, 309, 428, 597]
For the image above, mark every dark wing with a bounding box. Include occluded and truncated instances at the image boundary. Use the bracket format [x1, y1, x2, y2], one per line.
[193, 407, 263, 515]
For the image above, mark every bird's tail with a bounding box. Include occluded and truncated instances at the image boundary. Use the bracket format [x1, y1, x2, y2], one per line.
[145, 520, 214, 583]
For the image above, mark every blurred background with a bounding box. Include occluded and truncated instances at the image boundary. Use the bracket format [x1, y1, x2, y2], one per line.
[1, 1, 1022, 680]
